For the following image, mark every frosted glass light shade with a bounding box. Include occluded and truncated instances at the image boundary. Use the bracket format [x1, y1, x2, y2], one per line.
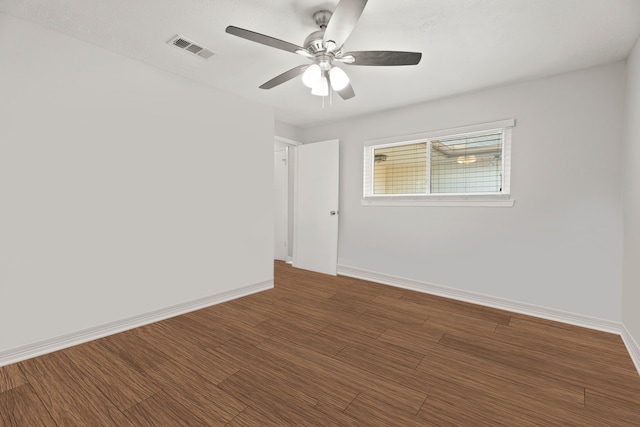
[302, 64, 321, 88]
[329, 66, 349, 91]
[311, 76, 329, 96]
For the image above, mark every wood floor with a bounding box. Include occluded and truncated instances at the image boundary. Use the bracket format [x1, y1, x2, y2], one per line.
[1, 261, 639, 426]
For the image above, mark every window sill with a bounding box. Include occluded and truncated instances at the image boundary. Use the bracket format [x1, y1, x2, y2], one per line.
[361, 196, 515, 207]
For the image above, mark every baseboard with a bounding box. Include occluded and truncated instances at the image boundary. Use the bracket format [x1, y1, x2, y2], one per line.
[337, 264, 622, 334]
[621, 324, 640, 375]
[286, 256, 293, 264]
[0, 279, 273, 367]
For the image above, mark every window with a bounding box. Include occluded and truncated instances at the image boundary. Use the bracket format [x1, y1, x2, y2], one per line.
[363, 119, 514, 207]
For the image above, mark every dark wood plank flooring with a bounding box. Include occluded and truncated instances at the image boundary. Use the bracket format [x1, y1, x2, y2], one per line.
[1, 261, 639, 426]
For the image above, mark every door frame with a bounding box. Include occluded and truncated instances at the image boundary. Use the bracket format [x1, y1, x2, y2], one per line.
[273, 148, 288, 261]
[274, 136, 301, 263]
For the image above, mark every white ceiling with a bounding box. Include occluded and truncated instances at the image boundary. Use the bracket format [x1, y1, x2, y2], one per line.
[1, 0, 639, 128]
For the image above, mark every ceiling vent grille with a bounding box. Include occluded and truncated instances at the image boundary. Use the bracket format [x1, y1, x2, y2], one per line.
[168, 35, 215, 59]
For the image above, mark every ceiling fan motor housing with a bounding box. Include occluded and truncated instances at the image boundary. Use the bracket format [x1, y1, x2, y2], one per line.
[305, 10, 335, 54]
[304, 30, 326, 54]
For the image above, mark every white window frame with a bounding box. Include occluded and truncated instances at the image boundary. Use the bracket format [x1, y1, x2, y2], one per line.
[363, 119, 515, 207]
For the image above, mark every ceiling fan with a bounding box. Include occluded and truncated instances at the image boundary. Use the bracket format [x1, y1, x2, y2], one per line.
[225, 0, 422, 100]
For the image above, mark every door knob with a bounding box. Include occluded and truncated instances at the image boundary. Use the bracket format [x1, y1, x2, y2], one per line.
[330, 211, 337, 215]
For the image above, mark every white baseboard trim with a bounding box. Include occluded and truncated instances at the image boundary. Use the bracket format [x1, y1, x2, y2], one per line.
[337, 264, 622, 334]
[0, 279, 273, 367]
[286, 256, 293, 264]
[621, 324, 640, 375]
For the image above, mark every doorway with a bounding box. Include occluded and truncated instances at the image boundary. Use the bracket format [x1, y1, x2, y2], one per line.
[274, 137, 340, 275]
[273, 137, 300, 262]
[274, 148, 287, 261]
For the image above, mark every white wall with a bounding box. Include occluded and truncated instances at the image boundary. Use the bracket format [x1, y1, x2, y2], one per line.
[301, 62, 625, 322]
[622, 38, 640, 347]
[0, 13, 274, 354]
[275, 120, 302, 142]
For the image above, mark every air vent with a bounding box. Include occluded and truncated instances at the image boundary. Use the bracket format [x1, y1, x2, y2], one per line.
[168, 35, 215, 59]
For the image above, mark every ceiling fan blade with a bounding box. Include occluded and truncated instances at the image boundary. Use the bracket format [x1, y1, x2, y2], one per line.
[341, 51, 422, 66]
[259, 64, 309, 90]
[323, 0, 368, 51]
[226, 26, 307, 55]
[336, 82, 356, 100]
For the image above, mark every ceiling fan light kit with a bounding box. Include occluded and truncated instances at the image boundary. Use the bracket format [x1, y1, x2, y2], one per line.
[302, 64, 321, 88]
[311, 75, 330, 96]
[225, 0, 422, 100]
[329, 67, 350, 91]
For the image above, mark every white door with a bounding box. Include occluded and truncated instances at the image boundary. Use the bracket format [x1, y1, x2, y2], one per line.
[293, 139, 339, 275]
[274, 149, 288, 261]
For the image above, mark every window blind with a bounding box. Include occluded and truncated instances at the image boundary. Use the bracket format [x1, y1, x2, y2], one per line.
[373, 143, 426, 194]
[430, 132, 503, 194]
[362, 119, 513, 202]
